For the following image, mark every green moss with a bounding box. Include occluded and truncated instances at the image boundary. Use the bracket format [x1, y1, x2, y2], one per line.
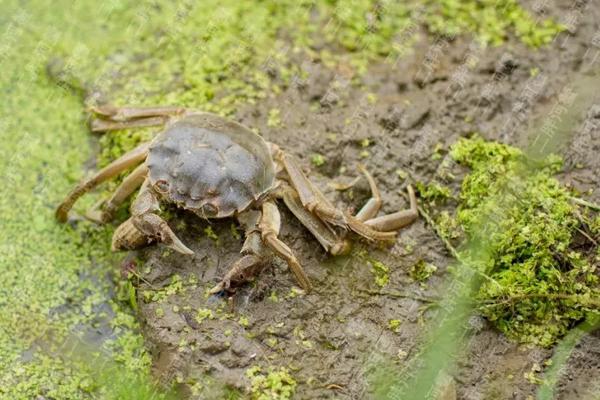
[388, 319, 402, 333]
[416, 181, 452, 203]
[370, 259, 390, 288]
[267, 108, 283, 128]
[196, 308, 215, 324]
[204, 226, 219, 242]
[449, 136, 599, 346]
[310, 153, 327, 167]
[435, 211, 461, 241]
[410, 260, 438, 282]
[239, 315, 250, 328]
[246, 366, 297, 400]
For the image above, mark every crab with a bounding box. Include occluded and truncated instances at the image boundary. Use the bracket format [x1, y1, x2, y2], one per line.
[56, 105, 418, 293]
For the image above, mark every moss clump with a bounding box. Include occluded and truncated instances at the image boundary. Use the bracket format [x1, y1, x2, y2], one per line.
[410, 259, 437, 283]
[310, 153, 327, 167]
[388, 319, 402, 332]
[416, 181, 451, 203]
[246, 366, 297, 400]
[195, 309, 215, 324]
[370, 259, 390, 288]
[450, 136, 599, 347]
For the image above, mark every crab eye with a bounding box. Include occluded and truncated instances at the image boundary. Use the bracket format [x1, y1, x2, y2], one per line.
[201, 203, 218, 216]
[154, 179, 170, 193]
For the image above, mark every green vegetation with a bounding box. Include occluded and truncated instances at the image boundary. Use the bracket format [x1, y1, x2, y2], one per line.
[246, 366, 297, 400]
[142, 274, 186, 303]
[310, 153, 327, 167]
[388, 319, 402, 332]
[370, 259, 391, 288]
[416, 181, 451, 203]
[410, 259, 438, 283]
[66, 0, 564, 166]
[195, 308, 215, 324]
[0, 0, 567, 397]
[450, 136, 599, 346]
[425, 0, 565, 47]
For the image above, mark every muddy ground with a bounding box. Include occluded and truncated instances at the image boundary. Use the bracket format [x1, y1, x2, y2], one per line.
[121, 1, 600, 399]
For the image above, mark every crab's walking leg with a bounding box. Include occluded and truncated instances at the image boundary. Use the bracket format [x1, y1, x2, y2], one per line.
[209, 210, 268, 294]
[91, 105, 186, 120]
[55, 142, 150, 222]
[365, 185, 418, 231]
[86, 163, 148, 223]
[259, 200, 312, 292]
[89, 105, 186, 132]
[112, 179, 193, 255]
[354, 165, 382, 221]
[276, 183, 351, 255]
[278, 152, 396, 241]
[90, 116, 168, 132]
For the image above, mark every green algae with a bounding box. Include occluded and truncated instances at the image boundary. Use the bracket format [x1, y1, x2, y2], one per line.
[450, 136, 599, 347]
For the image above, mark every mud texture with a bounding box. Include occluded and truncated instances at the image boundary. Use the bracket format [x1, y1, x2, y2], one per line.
[127, 1, 600, 398]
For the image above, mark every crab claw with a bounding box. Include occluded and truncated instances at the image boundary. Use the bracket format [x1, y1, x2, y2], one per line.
[163, 228, 194, 255]
[112, 215, 194, 255]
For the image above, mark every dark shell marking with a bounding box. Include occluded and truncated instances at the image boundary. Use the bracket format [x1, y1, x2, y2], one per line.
[146, 113, 275, 218]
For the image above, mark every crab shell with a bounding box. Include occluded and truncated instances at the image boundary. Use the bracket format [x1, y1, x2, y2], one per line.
[146, 113, 275, 218]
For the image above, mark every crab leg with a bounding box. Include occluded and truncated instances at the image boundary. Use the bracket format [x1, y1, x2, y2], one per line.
[55, 142, 150, 222]
[278, 152, 396, 241]
[209, 210, 269, 294]
[85, 163, 148, 223]
[260, 201, 312, 292]
[112, 179, 193, 255]
[354, 165, 382, 221]
[91, 105, 186, 120]
[89, 105, 186, 132]
[365, 185, 418, 231]
[276, 183, 351, 256]
[90, 116, 168, 132]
